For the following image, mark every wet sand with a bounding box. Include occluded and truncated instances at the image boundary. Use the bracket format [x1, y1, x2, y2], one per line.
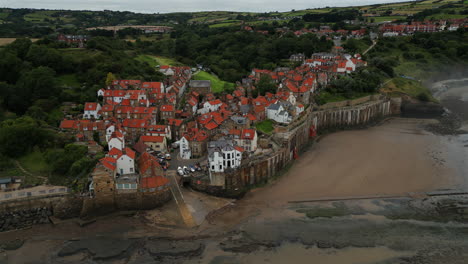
[245, 118, 462, 205]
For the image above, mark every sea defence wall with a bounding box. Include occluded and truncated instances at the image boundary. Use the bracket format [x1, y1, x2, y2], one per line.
[80, 188, 172, 217]
[192, 97, 401, 195]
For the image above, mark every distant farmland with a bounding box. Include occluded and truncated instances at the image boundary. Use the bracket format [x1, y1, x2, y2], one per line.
[0, 38, 39, 46]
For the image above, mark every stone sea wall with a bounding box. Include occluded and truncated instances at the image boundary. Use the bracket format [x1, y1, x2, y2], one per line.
[80, 188, 172, 217]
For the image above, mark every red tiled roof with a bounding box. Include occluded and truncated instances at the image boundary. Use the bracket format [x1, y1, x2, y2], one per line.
[124, 147, 136, 159]
[234, 146, 245, 152]
[208, 99, 222, 106]
[160, 105, 174, 112]
[108, 147, 123, 157]
[122, 119, 148, 128]
[85, 102, 98, 111]
[100, 157, 117, 171]
[140, 135, 165, 143]
[141, 176, 169, 189]
[229, 129, 241, 136]
[101, 105, 114, 112]
[247, 113, 257, 121]
[241, 129, 256, 140]
[138, 152, 162, 175]
[205, 121, 218, 130]
[60, 120, 75, 129]
[168, 119, 183, 126]
[142, 82, 163, 90]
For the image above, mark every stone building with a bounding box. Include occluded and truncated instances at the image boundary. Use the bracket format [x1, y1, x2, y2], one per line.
[189, 80, 211, 95]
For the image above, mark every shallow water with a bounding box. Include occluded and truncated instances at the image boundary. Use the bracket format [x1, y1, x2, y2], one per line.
[198, 243, 414, 264]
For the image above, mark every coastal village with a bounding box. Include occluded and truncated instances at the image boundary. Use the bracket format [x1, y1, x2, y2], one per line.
[58, 45, 367, 206]
[2, 1, 468, 262]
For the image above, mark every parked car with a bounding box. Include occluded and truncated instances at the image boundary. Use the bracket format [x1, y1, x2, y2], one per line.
[177, 167, 184, 176]
[183, 166, 190, 174]
[189, 165, 196, 172]
[165, 153, 171, 160]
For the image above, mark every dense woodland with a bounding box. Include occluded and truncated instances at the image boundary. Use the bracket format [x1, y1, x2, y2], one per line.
[138, 27, 334, 82]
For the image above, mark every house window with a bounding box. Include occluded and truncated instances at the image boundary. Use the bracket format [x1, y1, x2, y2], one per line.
[130, 168, 133, 172]
[124, 183, 130, 189]
[212, 165, 215, 170]
[237, 153, 240, 157]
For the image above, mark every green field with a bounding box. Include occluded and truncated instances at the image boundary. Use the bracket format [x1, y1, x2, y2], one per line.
[255, 120, 274, 135]
[373, 16, 407, 22]
[193, 71, 235, 93]
[209, 21, 242, 28]
[136, 54, 183, 67]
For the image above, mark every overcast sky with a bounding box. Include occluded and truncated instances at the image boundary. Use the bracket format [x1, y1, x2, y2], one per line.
[2, 0, 406, 13]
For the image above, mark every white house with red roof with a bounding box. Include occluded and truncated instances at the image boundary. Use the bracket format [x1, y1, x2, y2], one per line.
[108, 131, 125, 151]
[116, 147, 136, 175]
[200, 99, 223, 114]
[139, 135, 167, 153]
[84, 102, 102, 119]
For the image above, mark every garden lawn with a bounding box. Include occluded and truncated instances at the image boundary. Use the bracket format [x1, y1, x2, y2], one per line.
[255, 120, 274, 135]
[193, 71, 235, 93]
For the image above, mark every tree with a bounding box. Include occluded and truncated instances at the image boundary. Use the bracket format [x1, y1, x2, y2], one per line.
[13, 66, 58, 114]
[0, 116, 53, 157]
[105, 72, 116, 86]
[256, 75, 277, 96]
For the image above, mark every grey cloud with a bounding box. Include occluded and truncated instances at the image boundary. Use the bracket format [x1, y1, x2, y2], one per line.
[2, 0, 405, 13]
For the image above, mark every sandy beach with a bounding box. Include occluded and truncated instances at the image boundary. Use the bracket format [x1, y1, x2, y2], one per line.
[244, 118, 463, 205]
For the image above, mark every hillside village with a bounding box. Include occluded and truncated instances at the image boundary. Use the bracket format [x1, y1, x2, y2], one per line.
[58, 45, 367, 201]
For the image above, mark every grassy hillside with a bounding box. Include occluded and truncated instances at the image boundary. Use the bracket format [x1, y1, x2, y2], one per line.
[367, 31, 468, 100]
[193, 71, 235, 93]
[136, 54, 184, 67]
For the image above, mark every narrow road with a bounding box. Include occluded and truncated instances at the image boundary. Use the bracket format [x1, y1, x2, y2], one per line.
[166, 170, 196, 228]
[363, 39, 378, 55]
